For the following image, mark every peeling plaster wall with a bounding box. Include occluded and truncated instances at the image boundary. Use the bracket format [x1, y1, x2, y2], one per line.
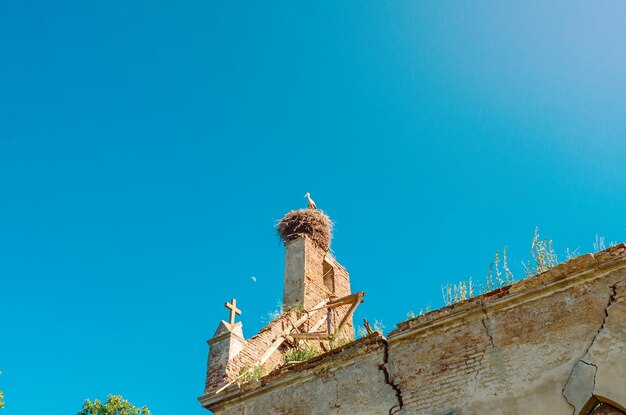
[203, 246, 626, 415]
[208, 336, 400, 415]
[387, 267, 625, 415]
[563, 278, 626, 414]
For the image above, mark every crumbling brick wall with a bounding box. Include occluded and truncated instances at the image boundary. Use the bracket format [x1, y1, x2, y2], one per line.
[387, 253, 625, 414]
[200, 244, 626, 415]
[204, 334, 400, 415]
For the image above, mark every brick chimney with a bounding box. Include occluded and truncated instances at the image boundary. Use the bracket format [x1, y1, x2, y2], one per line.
[284, 234, 351, 309]
[283, 234, 353, 337]
[204, 321, 245, 393]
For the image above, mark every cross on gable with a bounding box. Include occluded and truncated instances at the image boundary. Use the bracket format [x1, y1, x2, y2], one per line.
[224, 298, 241, 325]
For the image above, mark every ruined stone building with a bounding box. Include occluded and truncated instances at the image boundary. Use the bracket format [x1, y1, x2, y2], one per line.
[199, 209, 626, 415]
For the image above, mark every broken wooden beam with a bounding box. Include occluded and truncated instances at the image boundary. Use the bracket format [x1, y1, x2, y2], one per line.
[257, 298, 329, 366]
[291, 332, 330, 340]
[333, 292, 364, 338]
[326, 292, 365, 309]
[363, 318, 373, 335]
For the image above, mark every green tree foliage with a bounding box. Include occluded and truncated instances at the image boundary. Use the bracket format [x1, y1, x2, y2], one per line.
[1, 370, 4, 409]
[77, 395, 150, 415]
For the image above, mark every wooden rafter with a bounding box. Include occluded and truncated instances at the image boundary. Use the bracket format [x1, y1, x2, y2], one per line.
[327, 292, 364, 309]
[332, 292, 364, 339]
[290, 332, 329, 340]
[255, 292, 365, 367]
[257, 298, 329, 366]
[363, 318, 374, 335]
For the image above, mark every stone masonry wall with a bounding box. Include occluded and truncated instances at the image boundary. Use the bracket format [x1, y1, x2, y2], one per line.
[201, 244, 626, 414]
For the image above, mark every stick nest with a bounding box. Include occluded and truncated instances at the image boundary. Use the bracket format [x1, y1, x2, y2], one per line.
[276, 209, 333, 251]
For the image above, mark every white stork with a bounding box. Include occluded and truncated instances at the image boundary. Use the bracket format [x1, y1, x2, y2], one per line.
[304, 192, 317, 209]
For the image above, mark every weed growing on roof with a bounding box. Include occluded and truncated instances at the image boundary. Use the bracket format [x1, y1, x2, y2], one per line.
[565, 247, 580, 260]
[522, 227, 558, 277]
[329, 336, 352, 349]
[237, 365, 265, 384]
[262, 300, 284, 323]
[283, 342, 318, 364]
[402, 228, 623, 324]
[442, 228, 553, 307]
[356, 320, 384, 338]
[287, 301, 305, 315]
[442, 277, 475, 306]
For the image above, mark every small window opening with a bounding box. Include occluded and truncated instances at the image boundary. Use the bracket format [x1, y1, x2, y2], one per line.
[323, 260, 335, 293]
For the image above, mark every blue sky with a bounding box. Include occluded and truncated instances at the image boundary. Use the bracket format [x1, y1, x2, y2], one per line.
[1, 1, 625, 414]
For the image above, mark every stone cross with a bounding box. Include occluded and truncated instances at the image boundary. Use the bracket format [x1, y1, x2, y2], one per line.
[224, 298, 241, 325]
